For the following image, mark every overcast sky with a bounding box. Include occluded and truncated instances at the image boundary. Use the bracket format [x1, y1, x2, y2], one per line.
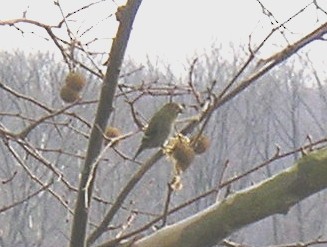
[0, 0, 326, 74]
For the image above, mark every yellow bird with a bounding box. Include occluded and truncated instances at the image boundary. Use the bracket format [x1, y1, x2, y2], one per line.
[133, 102, 183, 160]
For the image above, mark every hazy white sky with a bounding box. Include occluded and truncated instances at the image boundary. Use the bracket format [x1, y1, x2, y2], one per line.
[0, 0, 326, 74]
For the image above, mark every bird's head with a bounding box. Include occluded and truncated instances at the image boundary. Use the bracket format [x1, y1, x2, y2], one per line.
[164, 102, 184, 115]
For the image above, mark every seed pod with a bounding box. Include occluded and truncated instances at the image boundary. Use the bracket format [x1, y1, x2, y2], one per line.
[60, 85, 80, 103]
[168, 135, 195, 175]
[65, 71, 86, 92]
[191, 135, 210, 155]
[104, 126, 121, 146]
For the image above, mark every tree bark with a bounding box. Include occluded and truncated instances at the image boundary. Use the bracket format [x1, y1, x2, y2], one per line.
[69, 1, 143, 246]
[132, 148, 327, 247]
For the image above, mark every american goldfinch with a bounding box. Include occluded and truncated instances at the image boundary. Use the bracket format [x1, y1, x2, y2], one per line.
[133, 102, 183, 160]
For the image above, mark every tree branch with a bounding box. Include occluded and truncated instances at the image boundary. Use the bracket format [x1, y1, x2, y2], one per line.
[133, 148, 327, 247]
[69, 1, 143, 246]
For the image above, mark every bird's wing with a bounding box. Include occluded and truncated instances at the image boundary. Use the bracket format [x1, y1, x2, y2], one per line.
[143, 121, 160, 141]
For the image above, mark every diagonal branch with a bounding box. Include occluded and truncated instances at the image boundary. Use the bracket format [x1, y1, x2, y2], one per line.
[133, 148, 327, 247]
[183, 21, 327, 135]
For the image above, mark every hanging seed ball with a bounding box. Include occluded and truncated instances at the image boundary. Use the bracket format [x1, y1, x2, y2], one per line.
[191, 134, 210, 155]
[65, 71, 86, 92]
[171, 135, 195, 174]
[104, 126, 121, 146]
[60, 85, 80, 103]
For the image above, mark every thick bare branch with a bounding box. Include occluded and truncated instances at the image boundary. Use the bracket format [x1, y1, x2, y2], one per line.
[70, 1, 143, 246]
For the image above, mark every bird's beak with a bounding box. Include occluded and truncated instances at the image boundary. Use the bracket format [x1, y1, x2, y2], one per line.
[177, 103, 185, 113]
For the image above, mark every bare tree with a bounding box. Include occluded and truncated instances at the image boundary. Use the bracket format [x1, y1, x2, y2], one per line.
[1, 1, 327, 247]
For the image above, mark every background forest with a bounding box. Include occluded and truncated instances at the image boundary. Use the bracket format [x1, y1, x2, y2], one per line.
[0, 46, 326, 246]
